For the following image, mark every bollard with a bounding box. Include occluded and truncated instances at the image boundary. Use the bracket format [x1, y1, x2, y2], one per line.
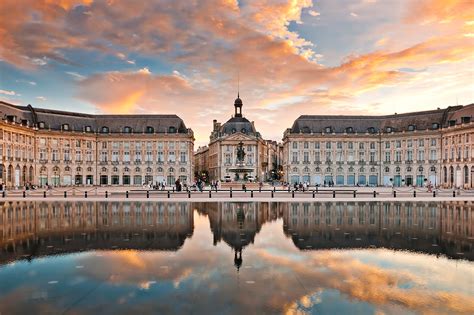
[43, 191, 46, 198]
[433, 191, 436, 197]
[271, 190, 274, 198]
[173, 187, 175, 193]
[188, 190, 191, 198]
[244, 186, 247, 193]
[312, 190, 315, 198]
[292, 190, 295, 198]
[105, 191, 108, 198]
[85, 191, 88, 198]
[288, 186, 290, 193]
[126, 191, 129, 198]
[230, 187, 232, 198]
[209, 190, 212, 198]
[413, 190, 416, 198]
[64, 191, 67, 198]
[147, 190, 149, 199]
[393, 190, 396, 198]
[167, 190, 170, 198]
[273, 186, 276, 192]
[353, 191, 356, 198]
[2, 191, 5, 198]
[453, 190, 456, 197]
[373, 191, 376, 198]
[251, 190, 254, 198]
[23, 191, 26, 198]
[259, 186, 261, 193]
[333, 190, 336, 198]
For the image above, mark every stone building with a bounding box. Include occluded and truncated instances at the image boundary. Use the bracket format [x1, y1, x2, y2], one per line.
[0, 101, 194, 187]
[283, 104, 474, 188]
[199, 95, 274, 182]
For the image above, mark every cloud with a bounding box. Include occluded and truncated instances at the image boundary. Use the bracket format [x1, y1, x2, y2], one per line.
[350, 12, 358, 17]
[36, 96, 47, 101]
[0, 89, 16, 96]
[308, 10, 320, 17]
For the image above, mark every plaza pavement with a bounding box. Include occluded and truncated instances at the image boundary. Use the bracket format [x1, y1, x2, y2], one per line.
[1, 185, 473, 202]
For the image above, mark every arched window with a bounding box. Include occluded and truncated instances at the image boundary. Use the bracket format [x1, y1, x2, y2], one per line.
[146, 167, 152, 173]
[407, 125, 416, 131]
[232, 128, 236, 133]
[346, 127, 354, 133]
[395, 167, 400, 173]
[85, 125, 92, 132]
[101, 167, 107, 172]
[464, 165, 469, 184]
[169, 167, 175, 172]
[367, 127, 376, 134]
[315, 167, 321, 172]
[370, 167, 376, 172]
[303, 166, 310, 172]
[443, 166, 447, 183]
[113, 167, 118, 172]
[431, 123, 439, 130]
[450, 166, 454, 184]
[124, 167, 130, 172]
[62, 124, 70, 131]
[418, 166, 423, 172]
[53, 166, 59, 172]
[385, 126, 392, 133]
[101, 126, 109, 133]
[145, 126, 154, 134]
[385, 167, 390, 173]
[76, 167, 82, 172]
[65, 166, 71, 172]
[180, 167, 186, 173]
[430, 166, 436, 172]
[168, 126, 176, 133]
[407, 167, 412, 172]
[123, 126, 132, 133]
[40, 166, 47, 172]
[241, 128, 247, 134]
[135, 167, 140, 172]
[38, 122, 46, 129]
[157, 167, 163, 172]
[292, 167, 298, 172]
[324, 126, 332, 133]
[87, 167, 92, 172]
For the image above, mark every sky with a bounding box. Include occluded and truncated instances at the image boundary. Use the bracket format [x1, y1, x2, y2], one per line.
[0, 0, 473, 146]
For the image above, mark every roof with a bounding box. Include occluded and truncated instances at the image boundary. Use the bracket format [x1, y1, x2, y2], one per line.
[0, 101, 191, 134]
[289, 105, 473, 134]
[220, 116, 257, 135]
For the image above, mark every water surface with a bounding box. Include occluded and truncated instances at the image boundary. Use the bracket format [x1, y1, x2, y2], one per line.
[0, 201, 473, 314]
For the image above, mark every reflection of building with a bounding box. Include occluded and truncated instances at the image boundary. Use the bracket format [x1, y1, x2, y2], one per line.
[0, 201, 193, 263]
[282, 201, 473, 259]
[195, 96, 281, 181]
[283, 104, 473, 188]
[0, 101, 194, 188]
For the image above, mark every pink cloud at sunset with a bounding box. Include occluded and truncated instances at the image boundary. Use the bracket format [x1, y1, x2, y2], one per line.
[0, 0, 472, 145]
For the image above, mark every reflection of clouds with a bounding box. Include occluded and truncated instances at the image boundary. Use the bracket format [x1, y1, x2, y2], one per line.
[256, 249, 474, 314]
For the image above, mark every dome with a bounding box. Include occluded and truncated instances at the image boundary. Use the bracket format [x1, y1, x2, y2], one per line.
[220, 116, 256, 135]
[234, 97, 243, 106]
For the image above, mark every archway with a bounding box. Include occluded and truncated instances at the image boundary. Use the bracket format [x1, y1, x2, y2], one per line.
[449, 166, 454, 187]
[22, 166, 27, 185]
[29, 166, 34, 183]
[7, 165, 13, 185]
[14, 165, 20, 187]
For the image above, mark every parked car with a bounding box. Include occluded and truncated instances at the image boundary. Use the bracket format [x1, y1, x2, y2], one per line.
[247, 176, 255, 182]
[224, 175, 232, 182]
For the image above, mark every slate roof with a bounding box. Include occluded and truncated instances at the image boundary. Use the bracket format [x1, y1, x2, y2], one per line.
[0, 101, 190, 134]
[220, 116, 257, 135]
[290, 104, 474, 134]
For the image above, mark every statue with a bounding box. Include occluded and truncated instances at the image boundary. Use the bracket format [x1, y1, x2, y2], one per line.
[236, 141, 246, 164]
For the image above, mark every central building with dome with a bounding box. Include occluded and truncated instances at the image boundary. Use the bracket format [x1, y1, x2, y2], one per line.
[196, 95, 279, 182]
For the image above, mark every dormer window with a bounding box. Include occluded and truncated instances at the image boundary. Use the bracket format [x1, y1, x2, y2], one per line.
[324, 126, 332, 133]
[123, 126, 132, 133]
[346, 127, 354, 133]
[232, 128, 236, 133]
[431, 123, 439, 130]
[101, 126, 109, 133]
[168, 126, 176, 133]
[407, 125, 416, 131]
[367, 127, 376, 134]
[302, 126, 311, 133]
[461, 116, 471, 124]
[448, 120, 456, 126]
[145, 126, 154, 134]
[85, 125, 92, 133]
[385, 126, 392, 133]
[62, 123, 70, 131]
[241, 128, 247, 134]
[21, 119, 28, 126]
[38, 122, 46, 129]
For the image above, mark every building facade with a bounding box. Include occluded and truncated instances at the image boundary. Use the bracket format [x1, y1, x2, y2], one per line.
[283, 105, 474, 188]
[0, 101, 194, 188]
[195, 95, 278, 182]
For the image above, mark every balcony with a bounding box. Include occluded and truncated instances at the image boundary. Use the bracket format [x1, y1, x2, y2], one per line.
[416, 160, 424, 164]
[52, 160, 60, 164]
[75, 160, 83, 164]
[292, 161, 299, 164]
[302, 161, 311, 164]
[383, 161, 391, 164]
[134, 160, 142, 165]
[336, 161, 344, 165]
[314, 161, 321, 165]
[429, 160, 437, 164]
[369, 161, 377, 165]
[99, 161, 108, 165]
[405, 160, 413, 164]
[112, 161, 119, 165]
[39, 159, 48, 164]
[348, 161, 355, 165]
[325, 160, 333, 165]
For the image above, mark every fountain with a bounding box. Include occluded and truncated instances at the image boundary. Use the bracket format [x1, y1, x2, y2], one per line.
[228, 141, 254, 182]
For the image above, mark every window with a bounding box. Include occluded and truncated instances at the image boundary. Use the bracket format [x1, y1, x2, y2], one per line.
[326, 142, 331, 149]
[337, 142, 342, 149]
[385, 141, 390, 149]
[407, 125, 416, 131]
[346, 127, 353, 133]
[359, 142, 364, 150]
[292, 142, 298, 149]
[145, 126, 154, 134]
[370, 142, 375, 149]
[168, 126, 176, 133]
[101, 126, 109, 133]
[292, 152, 298, 163]
[304, 142, 309, 149]
[123, 126, 132, 133]
[386, 126, 392, 133]
[85, 125, 92, 132]
[396, 140, 401, 148]
[431, 123, 439, 130]
[419, 139, 424, 147]
[385, 152, 391, 162]
[62, 124, 70, 131]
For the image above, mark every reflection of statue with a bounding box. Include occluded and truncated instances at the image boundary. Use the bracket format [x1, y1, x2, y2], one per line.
[234, 249, 243, 271]
[236, 141, 246, 164]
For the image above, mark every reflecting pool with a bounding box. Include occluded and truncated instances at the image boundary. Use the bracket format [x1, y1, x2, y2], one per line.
[0, 201, 473, 314]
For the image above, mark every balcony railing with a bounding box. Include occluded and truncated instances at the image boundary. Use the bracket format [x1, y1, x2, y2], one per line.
[406, 160, 413, 164]
[428, 160, 437, 164]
